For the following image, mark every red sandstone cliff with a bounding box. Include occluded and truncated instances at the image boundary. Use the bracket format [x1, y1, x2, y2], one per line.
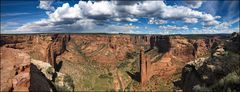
[1, 34, 217, 64]
[45, 34, 70, 67]
[0, 47, 30, 91]
[0, 34, 225, 91]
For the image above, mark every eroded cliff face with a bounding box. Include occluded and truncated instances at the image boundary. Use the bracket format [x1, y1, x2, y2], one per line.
[1, 34, 215, 76]
[0, 35, 73, 91]
[0, 47, 56, 91]
[0, 47, 30, 91]
[1, 34, 224, 91]
[0, 35, 52, 61]
[168, 36, 220, 63]
[0, 34, 72, 91]
[61, 35, 215, 64]
[0, 34, 214, 64]
[46, 34, 70, 68]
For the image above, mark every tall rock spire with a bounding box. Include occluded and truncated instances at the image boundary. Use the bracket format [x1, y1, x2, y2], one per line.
[140, 47, 150, 84]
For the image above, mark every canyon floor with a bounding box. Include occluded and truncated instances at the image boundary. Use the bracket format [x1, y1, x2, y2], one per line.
[0, 33, 239, 91]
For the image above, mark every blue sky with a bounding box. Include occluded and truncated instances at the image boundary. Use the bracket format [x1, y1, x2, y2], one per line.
[1, 0, 239, 34]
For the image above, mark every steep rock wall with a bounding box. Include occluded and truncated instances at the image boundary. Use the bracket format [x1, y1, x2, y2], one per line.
[46, 34, 70, 68]
[0, 47, 30, 91]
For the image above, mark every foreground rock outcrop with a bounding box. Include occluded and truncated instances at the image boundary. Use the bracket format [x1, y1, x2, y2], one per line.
[0, 46, 74, 91]
[0, 47, 56, 91]
[30, 63, 55, 92]
[179, 35, 240, 92]
[31, 59, 74, 92]
[0, 47, 30, 91]
[226, 32, 240, 54]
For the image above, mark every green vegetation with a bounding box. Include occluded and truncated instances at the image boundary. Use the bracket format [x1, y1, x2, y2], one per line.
[98, 74, 112, 79]
[117, 60, 131, 69]
[126, 52, 138, 59]
[55, 85, 72, 92]
[210, 70, 240, 91]
[64, 75, 74, 89]
[71, 39, 91, 62]
[185, 48, 240, 92]
[55, 74, 74, 92]
[171, 70, 182, 81]
[59, 59, 115, 91]
[117, 51, 139, 73]
[59, 42, 180, 91]
[46, 67, 54, 74]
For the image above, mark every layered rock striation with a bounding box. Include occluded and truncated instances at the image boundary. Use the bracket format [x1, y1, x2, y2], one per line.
[0, 48, 30, 91]
[46, 34, 70, 68]
[1, 33, 227, 91]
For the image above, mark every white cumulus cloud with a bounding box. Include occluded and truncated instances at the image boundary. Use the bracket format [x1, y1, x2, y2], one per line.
[159, 25, 189, 30]
[5, 1, 222, 33]
[148, 18, 167, 24]
[183, 18, 198, 23]
[38, 0, 55, 11]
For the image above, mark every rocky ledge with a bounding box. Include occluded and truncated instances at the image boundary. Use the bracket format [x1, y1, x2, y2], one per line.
[0, 47, 74, 92]
[178, 33, 240, 92]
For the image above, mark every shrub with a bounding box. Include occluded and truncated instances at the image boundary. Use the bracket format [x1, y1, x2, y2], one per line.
[98, 74, 112, 79]
[117, 61, 130, 69]
[64, 75, 74, 88]
[126, 52, 134, 59]
[46, 67, 54, 74]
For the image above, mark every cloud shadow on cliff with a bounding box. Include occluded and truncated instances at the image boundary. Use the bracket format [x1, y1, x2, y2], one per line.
[126, 71, 140, 82]
[149, 36, 171, 53]
[55, 61, 63, 72]
[52, 61, 63, 82]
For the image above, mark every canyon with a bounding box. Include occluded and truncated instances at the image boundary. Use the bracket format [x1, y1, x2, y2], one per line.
[0, 33, 239, 91]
